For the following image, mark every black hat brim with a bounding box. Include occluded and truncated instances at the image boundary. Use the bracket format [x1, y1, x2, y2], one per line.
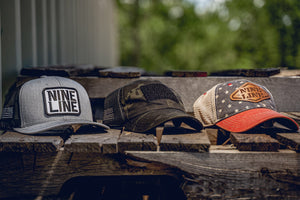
[124, 108, 203, 133]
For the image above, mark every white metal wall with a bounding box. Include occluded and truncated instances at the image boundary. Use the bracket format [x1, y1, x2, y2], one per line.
[0, 0, 119, 113]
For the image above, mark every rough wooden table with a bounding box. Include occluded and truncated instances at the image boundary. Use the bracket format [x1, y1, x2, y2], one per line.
[2, 75, 299, 199]
[0, 127, 210, 199]
[0, 124, 299, 199]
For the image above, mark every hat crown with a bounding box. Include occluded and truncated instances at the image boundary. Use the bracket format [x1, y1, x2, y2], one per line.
[193, 79, 277, 128]
[214, 80, 276, 121]
[104, 80, 185, 125]
[18, 77, 93, 128]
[104, 79, 202, 132]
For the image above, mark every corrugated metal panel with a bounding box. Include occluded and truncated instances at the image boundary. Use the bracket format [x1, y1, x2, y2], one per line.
[0, 0, 118, 111]
[57, 0, 118, 66]
[0, 0, 23, 107]
[21, 0, 38, 67]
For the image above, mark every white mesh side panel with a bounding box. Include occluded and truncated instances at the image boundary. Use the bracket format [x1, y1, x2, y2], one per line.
[193, 85, 218, 127]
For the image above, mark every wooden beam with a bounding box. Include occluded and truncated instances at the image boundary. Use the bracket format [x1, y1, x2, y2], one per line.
[280, 112, 300, 124]
[159, 127, 210, 152]
[117, 131, 157, 152]
[155, 127, 164, 146]
[276, 133, 300, 152]
[126, 150, 300, 199]
[204, 128, 218, 145]
[64, 129, 119, 153]
[0, 131, 63, 152]
[230, 133, 280, 151]
[164, 70, 207, 77]
[0, 151, 172, 199]
[98, 70, 141, 78]
[210, 68, 280, 77]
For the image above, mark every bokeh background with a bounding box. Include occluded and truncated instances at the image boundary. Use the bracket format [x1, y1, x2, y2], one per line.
[1, 0, 300, 111]
[116, 0, 300, 74]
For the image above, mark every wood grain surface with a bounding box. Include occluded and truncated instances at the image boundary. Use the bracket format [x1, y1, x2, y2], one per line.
[230, 133, 280, 151]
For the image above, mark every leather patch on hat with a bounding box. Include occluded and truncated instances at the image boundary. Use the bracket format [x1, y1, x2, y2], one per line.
[43, 87, 81, 116]
[230, 82, 270, 103]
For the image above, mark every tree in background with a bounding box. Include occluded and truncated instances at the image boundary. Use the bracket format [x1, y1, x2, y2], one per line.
[116, 0, 300, 74]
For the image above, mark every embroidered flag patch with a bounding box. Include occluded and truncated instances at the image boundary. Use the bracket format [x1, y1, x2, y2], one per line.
[43, 87, 80, 115]
[1, 107, 14, 119]
[230, 82, 270, 103]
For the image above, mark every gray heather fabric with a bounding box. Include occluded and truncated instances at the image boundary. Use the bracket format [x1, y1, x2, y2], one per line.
[1, 76, 109, 134]
[103, 79, 203, 132]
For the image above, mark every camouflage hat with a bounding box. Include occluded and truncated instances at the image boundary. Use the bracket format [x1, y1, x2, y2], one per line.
[103, 79, 203, 132]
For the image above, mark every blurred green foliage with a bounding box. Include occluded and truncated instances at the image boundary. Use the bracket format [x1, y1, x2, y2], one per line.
[116, 0, 300, 74]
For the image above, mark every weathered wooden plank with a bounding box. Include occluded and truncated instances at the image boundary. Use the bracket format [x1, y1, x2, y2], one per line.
[230, 133, 280, 151]
[98, 71, 141, 78]
[64, 129, 119, 153]
[0, 131, 63, 152]
[273, 69, 300, 77]
[210, 68, 280, 77]
[209, 144, 237, 151]
[204, 128, 218, 145]
[126, 150, 300, 199]
[164, 70, 207, 77]
[0, 151, 173, 199]
[20, 65, 104, 77]
[281, 112, 300, 124]
[1, 147, 300, 199]
[159, 127, 210, 152]
[0, 152, 61, 199]
[98, 66, 147, 75]
[276, 133, 300, 152]
[69, 77, 300, 112]
[204, 128, 231, 145]
[117, 131, 157, 152]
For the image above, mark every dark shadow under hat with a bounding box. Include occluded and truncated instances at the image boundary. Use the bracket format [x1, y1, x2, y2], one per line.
[103, 79, 203, 132]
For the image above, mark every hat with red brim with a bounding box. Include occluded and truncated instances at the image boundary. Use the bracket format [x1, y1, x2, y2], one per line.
[194, 79, 299, 132]
[216, 108, 299, 132]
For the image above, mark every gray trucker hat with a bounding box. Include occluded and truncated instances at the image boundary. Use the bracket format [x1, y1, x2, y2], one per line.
[0, 76, 109, 134]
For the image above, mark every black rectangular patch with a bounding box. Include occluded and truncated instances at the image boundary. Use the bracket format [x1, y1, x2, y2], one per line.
[43, 87, 81, 116]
